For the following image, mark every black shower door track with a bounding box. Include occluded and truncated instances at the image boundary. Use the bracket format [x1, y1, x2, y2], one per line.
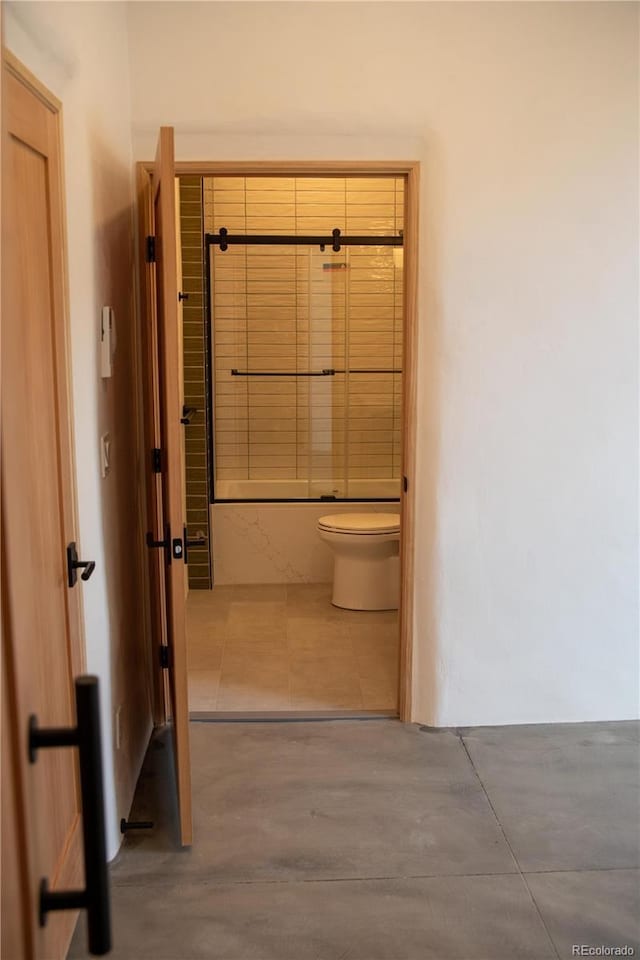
[205, 228, 403, 252]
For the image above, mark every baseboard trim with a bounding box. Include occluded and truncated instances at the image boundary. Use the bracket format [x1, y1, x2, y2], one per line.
[189, 709, 398, 723]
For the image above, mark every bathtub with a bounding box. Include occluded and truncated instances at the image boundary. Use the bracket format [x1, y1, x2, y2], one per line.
[211, 479, 400, 584]
[214, 478, 401, 501]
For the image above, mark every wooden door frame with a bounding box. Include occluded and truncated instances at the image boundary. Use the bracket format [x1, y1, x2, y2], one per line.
[136, 159, 418, 723]
[2, 48, 87, 959]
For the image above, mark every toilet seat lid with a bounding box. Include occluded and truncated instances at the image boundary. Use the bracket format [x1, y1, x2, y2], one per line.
[318, 513, 400, 534]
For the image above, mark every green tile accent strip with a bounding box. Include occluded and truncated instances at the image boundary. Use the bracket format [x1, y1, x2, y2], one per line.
[179, 176, 212, 589]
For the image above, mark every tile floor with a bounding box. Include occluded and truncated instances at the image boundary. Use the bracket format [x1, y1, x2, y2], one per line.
[186, 584, 399, 713]
[70, 718, 640, 959]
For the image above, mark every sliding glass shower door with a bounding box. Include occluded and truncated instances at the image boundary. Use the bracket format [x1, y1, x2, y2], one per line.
[207, 175, 404, 503]
[305, 247, 347, 499]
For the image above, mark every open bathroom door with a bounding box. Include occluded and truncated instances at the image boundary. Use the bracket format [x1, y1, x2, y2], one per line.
[144, 126, 193, 845]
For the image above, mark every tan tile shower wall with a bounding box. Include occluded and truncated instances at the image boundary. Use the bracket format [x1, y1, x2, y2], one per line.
[205, 177, 403, 491]
[179, 177, 211, 587]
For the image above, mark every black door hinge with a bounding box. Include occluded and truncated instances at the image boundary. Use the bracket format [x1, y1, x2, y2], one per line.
[145, 235, 156, 263]
[159, 646, 170, 669]
[66, 542, 96, 588]
[151, 448, 162, 473]
[403, 476, 408, 493]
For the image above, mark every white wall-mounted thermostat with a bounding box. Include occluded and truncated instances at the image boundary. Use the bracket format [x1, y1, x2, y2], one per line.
[100, 306, 116, 378]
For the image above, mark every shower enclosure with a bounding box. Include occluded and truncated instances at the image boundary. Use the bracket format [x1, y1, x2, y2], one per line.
[205, 176, 404, 503]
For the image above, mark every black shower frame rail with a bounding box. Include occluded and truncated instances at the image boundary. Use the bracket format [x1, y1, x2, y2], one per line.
[206, 227, 403, 252]
[203, 228, 404, 504]
[230, 368, 402, 377]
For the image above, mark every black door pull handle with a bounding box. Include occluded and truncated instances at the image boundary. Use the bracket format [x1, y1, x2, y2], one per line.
[80, 561, 96, 581]
[146, 527, 172, 565]
[29, 677, 111, 955]
[146, 532, 167, 549]
[67, 543, 96, 587]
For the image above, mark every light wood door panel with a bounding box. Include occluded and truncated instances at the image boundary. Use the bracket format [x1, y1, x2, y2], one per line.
[2, 54, 86, 960]
[137, 163, 170, 728]
[175, 178, 188, 589]
[147, 127, 193, 845]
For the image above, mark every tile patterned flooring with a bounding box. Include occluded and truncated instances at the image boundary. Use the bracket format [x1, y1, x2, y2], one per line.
[70, 719, 640, 959]
[186, 583, 399, 714]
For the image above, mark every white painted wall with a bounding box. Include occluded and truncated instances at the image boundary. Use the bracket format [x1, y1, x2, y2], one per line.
[5, 1, 151, 859]
[127, 1, 639, 726]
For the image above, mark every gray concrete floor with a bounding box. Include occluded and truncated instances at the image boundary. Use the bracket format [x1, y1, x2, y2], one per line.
[71, 719, 640, 959]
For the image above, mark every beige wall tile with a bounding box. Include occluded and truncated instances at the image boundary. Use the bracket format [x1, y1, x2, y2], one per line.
[213, 202, 246, 218]
[296, 191, 345, 205]
[212, 189, 246, 204]
[216, 455, 249, 468]
[247, 288, 298, 307]
[296, 177, 345, 191]
[211, 176, 246, 190]
[216, 468, 248, 480]
[246, 305, 296, 322]
[349, 306, 394, 320]
[346, 191, 397, 205]
[349, 279, 394, 293]
[346, 218, 395, 235]
[346, 177, 396, 192]
[246, 216, 296, 232]
[296, 216, 346, 233]
[248, 405, 297, 420]
[296, 203, 346, 218]
[349, 293, 394, 306]
[248, 249, 296, 261]
[347, 204, 395, 219]
[217, 442, 249, 455]
[245, 201, 296, 217]
[247, 467, 300, 480]
[245, 177, 295, 191]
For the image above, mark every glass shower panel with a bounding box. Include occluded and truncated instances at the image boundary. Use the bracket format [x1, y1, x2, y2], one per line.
[392, 246, 404, 493]
[306, 248, 347, 499]
[211, 242, 307, 499]
[210, 243, 248, 495]
[246, 243, 298, 490]
[344, 245, 403, 499]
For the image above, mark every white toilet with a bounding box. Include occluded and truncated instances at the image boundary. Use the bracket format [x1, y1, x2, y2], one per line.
[317, 513, 401, 611]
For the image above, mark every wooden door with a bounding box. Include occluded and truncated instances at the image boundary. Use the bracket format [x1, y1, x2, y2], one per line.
[1, 52, 86, 959]
[174, 179, 189, 588]
[141, 127, 193, 845]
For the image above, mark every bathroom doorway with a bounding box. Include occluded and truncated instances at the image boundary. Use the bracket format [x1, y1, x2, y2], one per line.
[174, 163, 417, 720]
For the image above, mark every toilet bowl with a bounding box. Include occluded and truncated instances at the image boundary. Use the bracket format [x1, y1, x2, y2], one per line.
[317, 513, 401, 611]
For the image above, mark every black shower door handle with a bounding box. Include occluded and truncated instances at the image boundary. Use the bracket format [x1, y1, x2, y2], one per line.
[29, 676, 112, 955]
